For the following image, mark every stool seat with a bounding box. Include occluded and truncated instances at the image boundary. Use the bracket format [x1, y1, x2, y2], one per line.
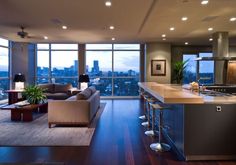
[150, 103, 169, 110]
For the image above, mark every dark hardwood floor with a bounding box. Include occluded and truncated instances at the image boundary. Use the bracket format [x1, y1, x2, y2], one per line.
[0, 99, 235, 165]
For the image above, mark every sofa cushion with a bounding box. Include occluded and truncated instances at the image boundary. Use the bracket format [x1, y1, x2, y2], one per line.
[45, 93, 69, 100]
[76, 88, 92, 100]
[38, 84, 54, 93]
[54, 83, 72, 93]
[89, 86, 96, 94]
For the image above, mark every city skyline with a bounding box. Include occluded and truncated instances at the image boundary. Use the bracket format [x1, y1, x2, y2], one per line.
[37, 60, 140, 76]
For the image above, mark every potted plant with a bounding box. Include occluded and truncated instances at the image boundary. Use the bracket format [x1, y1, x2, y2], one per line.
[22, 85, 47, 104]
[173, 60, 188, 84]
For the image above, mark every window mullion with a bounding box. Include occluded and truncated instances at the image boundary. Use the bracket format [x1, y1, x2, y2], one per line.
[112, 44, 114, 96]
[49, 44, 52, 82]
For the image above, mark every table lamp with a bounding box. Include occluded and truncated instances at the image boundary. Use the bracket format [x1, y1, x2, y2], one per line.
[79, 74, 90, 90]
[13, 73, 26, 90]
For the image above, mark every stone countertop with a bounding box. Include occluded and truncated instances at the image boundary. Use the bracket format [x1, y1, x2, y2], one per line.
[138, 82, 236, 104]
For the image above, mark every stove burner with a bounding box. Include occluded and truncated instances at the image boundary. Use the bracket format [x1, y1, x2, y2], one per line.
[200, 91, 234, 97]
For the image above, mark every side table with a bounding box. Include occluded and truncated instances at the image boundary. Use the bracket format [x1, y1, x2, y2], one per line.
[5, 90, 24, 104]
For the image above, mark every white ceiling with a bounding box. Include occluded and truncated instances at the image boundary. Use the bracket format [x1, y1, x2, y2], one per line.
[0, 0, 236, 45]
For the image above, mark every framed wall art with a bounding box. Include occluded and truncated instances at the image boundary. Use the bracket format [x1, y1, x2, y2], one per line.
[151, 59, 166, 76]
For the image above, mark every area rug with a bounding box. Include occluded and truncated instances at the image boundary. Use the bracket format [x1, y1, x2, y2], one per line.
[0, 103, 105, 146]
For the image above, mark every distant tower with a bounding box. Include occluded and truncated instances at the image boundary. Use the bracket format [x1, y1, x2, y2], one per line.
[86, 65, 89, 73]
[92, 60, 99, 74]
[74, 60, 78, 71]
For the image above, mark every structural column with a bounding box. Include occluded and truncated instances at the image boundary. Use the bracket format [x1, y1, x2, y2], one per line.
[213, 32, 229, 84]
[79, 44, 86, 75]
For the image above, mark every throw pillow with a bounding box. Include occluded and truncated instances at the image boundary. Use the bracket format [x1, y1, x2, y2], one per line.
[76, 88, 92, 100]
[89, 86, 96, 94]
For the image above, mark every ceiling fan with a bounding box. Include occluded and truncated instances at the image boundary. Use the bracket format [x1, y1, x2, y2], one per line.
[17, 26, 43, 39]
[17, 26, 29, 38]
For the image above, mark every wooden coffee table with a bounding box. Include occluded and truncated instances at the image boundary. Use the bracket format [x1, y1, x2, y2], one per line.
[1, 101, 48, 122]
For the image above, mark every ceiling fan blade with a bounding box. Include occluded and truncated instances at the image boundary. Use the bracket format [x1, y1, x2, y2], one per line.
[27, 35, 43, 39]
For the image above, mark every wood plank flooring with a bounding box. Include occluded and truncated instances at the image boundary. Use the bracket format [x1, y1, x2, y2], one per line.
[0, 99, 235, 165]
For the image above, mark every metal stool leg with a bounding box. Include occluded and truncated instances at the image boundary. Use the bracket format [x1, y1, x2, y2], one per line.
[150, 110, 171, 152]
[145, 104, 155, 136]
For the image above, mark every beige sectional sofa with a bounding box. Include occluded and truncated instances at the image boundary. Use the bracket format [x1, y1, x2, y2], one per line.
[48, 86, 100, 128]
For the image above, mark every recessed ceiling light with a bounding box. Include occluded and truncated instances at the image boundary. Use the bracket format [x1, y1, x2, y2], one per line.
[230, 17, 236, 22]
[208, 27, 213, 31]
[209, 38, 213, 41]
[185, 42, 189, 45]
[112, 37, 115, 41]
[44, 36, 48, 40]
[105, 0, 112, 7]
[181, 17, 188, 21]
[162, 38, 166, 41]
[109, 26, 115, 30]
[201, 0, 209, 5]
[162, 34, 166, 37]
[62, 25, 67, 30]
[170, 27, 175, 31]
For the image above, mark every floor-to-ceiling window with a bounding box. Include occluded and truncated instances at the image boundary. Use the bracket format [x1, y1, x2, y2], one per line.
[183, 52, 214, 85]
[183, 54, 197, 84]
[0, 38, 10, 101]
[86, 44, 140, 97]
[199, 52, 214, 84]
[36, 44, 78, 87]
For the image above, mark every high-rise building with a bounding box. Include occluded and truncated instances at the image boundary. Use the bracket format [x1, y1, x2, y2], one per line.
[86, 65, 89, 73]
[74, 60, 78, 71]
[92, 60, 99, 74]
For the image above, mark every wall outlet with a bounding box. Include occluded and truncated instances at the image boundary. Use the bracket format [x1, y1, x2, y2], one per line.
[216, 106, 222, 112]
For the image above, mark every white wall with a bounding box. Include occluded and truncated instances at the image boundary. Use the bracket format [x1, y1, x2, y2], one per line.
[145, 42, 171, 83]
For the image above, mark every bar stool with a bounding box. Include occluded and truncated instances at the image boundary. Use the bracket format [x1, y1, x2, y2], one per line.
[138, 90, 146, 120]
[141, 95, 156, 128]
[145, 101, 159, 137]
[149, 103, 171, 152]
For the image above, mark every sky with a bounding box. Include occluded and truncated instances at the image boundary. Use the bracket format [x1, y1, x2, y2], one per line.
[0, 48, 8, 71]
[86, 51, 140, 72]
[37, 44, 140, 72]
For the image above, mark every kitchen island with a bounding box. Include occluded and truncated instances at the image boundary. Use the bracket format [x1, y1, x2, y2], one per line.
[138, 82, 236, 161]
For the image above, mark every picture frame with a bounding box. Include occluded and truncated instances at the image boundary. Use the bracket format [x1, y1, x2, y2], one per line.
[151, 59, 166, 76]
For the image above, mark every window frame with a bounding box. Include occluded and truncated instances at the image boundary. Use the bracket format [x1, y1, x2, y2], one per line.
[182, 51, 214, 84]
[36, 43, 79, 86]
[85, 44, 141, 97]
[0, 38, 10, 102]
